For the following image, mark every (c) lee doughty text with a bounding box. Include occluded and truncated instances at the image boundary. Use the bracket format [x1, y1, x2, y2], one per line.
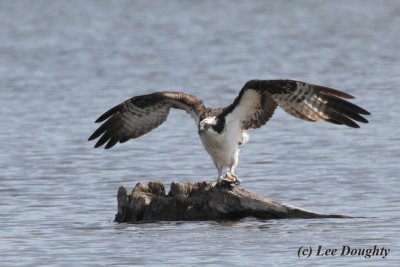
[298, 245, 390, 259]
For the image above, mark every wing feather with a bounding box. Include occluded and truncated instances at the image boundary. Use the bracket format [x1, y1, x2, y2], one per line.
[88, 91, 205, 149]
[225, 79, 370, 130]
[223, 88, 277, 130]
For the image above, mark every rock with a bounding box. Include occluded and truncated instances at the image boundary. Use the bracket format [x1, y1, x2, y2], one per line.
[115, 180, 349, 223]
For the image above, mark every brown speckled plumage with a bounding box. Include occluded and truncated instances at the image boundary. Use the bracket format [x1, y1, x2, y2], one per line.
[89, 79, 370, 150]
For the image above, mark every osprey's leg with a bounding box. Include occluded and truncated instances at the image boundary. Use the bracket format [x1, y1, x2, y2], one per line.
[230, 149, 241, 185]
[215, 164, 225, 183]
[216, 163, 237, 185]
[222, 150, 242, 185]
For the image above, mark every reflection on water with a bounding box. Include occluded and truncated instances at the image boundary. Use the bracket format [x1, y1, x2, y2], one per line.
[1, 0, 399, 266]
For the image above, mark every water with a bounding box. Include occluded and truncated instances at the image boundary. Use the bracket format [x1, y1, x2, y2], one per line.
[1, 0, 399, 266]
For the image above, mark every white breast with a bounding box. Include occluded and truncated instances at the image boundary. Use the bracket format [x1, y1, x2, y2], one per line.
[199, 119, 242, 167]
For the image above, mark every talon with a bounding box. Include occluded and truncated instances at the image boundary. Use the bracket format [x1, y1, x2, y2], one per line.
[230, 174, 241, 185]
[218, 176, 234, 184]
[234, 177, 242, 185]
[228, 172, 241, 185]
[217, 173, 241, 186]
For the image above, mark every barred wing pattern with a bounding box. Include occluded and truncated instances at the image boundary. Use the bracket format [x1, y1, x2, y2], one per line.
[227, 79, 370, 130]
[88, 92, 204, 149]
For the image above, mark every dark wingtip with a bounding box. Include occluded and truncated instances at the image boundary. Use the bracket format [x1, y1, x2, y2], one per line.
[343, 121, 360, 129]
[362, 110, 371, 116]
[346, 119, 361, 128]
[353, 105, 371, 116]
[88, 133, 97, 141]
[94, 142, 102, 148]
[95, 113, 110, 123]
[95, 105, 121, 123]
[343, 120, 360, 128]
[95, 114, 108, 123]
[104, 137, 119, 149]
[358, 118, 369, 124]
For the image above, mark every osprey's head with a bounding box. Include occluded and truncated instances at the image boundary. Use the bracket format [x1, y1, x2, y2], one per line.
[198, 117, 218, 134]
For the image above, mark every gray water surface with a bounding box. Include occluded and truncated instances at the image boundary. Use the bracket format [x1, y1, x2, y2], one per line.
[1, 0, 399, 266]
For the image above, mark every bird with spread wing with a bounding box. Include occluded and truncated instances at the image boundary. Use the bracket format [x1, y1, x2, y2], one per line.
[89, 80, 370, 185]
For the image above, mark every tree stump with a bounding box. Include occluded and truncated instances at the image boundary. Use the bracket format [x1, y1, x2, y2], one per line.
[115, 180, 349, 223]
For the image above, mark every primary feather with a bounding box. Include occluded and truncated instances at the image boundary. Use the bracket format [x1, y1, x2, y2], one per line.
[89, 79, 370, 183]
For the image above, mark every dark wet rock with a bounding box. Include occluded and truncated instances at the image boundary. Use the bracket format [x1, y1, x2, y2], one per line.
[115, 180, 349, 223]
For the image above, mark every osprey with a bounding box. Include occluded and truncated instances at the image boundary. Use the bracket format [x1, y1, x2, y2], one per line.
[89, 79, 370, 185]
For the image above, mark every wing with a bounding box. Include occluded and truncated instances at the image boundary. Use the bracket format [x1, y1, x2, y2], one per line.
[88, 91, 205, 149]
[225, 79, 370, 130]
